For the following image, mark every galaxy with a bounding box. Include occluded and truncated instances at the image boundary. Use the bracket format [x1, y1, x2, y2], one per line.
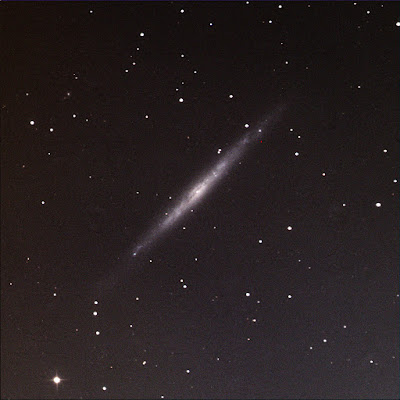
[2, 2, 399, 399]
[130, 106, 284, 259]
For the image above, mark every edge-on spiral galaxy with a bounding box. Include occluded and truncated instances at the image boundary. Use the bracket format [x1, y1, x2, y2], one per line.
[93, 104, 285, 296]
[130, 104, 285, 258]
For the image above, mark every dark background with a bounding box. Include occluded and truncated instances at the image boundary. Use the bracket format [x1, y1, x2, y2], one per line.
[1, 1, 399, 398]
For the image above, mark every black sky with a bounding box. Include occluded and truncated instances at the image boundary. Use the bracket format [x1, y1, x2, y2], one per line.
[1, 1, 399, 399]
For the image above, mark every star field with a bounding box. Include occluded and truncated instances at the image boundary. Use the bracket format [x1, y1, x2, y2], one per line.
[1, 2, 399, 399]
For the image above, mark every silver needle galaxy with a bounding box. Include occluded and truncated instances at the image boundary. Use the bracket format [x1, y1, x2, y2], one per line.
[130, 105, 285, 258]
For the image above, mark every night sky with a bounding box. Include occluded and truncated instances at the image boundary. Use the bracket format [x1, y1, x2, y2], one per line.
[1, 1, 399, 398]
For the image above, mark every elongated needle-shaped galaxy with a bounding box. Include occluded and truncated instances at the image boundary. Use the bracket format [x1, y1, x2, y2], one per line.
[130, 105, 285, 258]
[91, 106, 285, 296]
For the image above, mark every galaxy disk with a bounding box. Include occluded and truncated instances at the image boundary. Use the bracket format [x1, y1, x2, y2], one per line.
[130, 105, 285, 258]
